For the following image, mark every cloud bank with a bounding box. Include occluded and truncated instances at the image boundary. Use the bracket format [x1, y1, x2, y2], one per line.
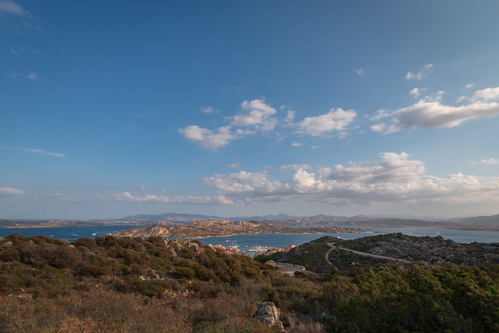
[199, 152, 499, 206]
[0, 187, 23, 195]
[371, 86, 499, 134]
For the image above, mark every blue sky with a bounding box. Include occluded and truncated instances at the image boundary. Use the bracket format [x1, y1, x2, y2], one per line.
[1, 0, 499, 219]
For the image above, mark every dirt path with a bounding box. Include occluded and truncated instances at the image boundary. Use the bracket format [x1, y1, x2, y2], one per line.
[325, 247, 333, 264]
[327, 243, 411, 264]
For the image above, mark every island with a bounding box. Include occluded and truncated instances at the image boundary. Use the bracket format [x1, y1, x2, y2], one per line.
[0, 219, 151, 228]
[107, 219, 371, 238]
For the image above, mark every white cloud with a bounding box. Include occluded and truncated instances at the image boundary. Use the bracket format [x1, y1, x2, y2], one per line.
[202, 171, 285, 196]
[26, 72, 38, 80]
[230, 99, 277, 130]
[227, 162, 241, 169]
[355, 68, 365, 76]
[201, 106, 219, 114]
[275, 135, 287, 144]
[422, 91, 444, 103]
[406, 63, 434, 80]
[200, 152, 499, 206]
[370, 123, 389, 133]
[9, 72, 20, 78]
[52, 191, 236, 205]
[182, 98, 359, 150]
[0, 145, 65, 157]
[179, 125, 245, 150]
[291, 143, 303, 147]
[110, 192, 236, 205]
[481, 159, 498, 165]
[409, 88, 426, 98]
[0, 187, 23, 195]
[464, 83, 474, 90]
[311, 146, 322, 149]
[370, 109, 390, 121]
[262, 165, 274, 169]
[280, 164, 311, 170]
[284, 110, 296, 123]
[371, 89, 499, 134]
[0, 0, 27, 15]
[295, 108, 356, 136]
[330, 152, 425, 183]
[470, 87, 499, 102]
[456, 96, 467, 103]
[10, 49, 17, 55]
[338, 132, 349, 139]
[140, 185, 146, 190]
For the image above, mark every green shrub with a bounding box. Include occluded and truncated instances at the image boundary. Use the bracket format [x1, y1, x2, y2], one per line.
[176, 266, 195, 280]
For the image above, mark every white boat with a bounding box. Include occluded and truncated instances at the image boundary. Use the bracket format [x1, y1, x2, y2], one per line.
[248, 245, 269, 252]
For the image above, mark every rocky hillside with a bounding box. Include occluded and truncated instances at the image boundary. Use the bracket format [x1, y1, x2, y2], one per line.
[337, 233, 499, 266]
[263, 217, 499, 231]
[273, 233, 499, 273]
[108, 219, 371, 238]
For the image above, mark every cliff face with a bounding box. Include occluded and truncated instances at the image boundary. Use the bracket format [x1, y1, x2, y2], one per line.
[108, 219, 371, 238]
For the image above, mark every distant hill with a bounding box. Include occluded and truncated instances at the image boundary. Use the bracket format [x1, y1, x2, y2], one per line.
[114, 213, 221, 223]
[108, 219, 370, 238]
[229, 213, 298, 221]
[105, 212, 299, 223]
[449, 214, 499, 226]
[272, 233, 499, 273]
[101, 212, 499, 230]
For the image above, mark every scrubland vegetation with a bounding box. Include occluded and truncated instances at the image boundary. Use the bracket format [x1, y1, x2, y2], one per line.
[1, 234, 499, 332]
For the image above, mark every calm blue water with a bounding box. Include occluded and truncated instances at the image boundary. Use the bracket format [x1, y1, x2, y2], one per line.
[0, 225, 145, 240]
[1, 225, 498, 246]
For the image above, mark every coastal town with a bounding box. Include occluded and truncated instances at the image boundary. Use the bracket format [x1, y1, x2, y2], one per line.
[208, 243, 296, 258]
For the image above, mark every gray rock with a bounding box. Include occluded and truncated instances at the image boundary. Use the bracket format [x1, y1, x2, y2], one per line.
[255, 302, 284, 331]
[188, 242, 203, 253]
[1, 241, 13, 248]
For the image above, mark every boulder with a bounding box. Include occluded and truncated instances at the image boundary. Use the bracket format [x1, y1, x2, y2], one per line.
[187, 242, 203, 253]
[255, 302, 284, 332]
[1, 241, 13, 248]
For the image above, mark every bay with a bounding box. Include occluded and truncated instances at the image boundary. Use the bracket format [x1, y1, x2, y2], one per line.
[1, 225, 498, 248]
[0, 225, 146, 240]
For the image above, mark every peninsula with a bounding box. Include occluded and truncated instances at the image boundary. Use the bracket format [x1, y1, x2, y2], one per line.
[107, 219, 371, 238]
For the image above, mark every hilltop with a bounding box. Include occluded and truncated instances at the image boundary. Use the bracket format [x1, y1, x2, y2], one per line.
[108, 219, 371, 238]
[268, 233, 499, 273]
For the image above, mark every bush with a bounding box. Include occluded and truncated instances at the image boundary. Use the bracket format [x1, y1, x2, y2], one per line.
[176, 267, 195, 280]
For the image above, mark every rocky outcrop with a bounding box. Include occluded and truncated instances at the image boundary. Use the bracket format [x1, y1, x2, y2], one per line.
[255, 302, 284, 332]
[108, 219, 371, 238]
[162, 239, 205, 258]
[342, 233, 499, 266]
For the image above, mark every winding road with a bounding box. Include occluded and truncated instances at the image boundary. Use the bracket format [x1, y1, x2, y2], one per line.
[327, 243, 411, 264]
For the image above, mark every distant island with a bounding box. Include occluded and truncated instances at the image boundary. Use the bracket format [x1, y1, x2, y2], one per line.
[4, 212, 499, 231]
[107, 219, 371, 238]
[0, 219, 149, 229]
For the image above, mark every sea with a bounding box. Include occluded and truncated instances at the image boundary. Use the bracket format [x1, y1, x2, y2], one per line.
[1, 225, 499, 249]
